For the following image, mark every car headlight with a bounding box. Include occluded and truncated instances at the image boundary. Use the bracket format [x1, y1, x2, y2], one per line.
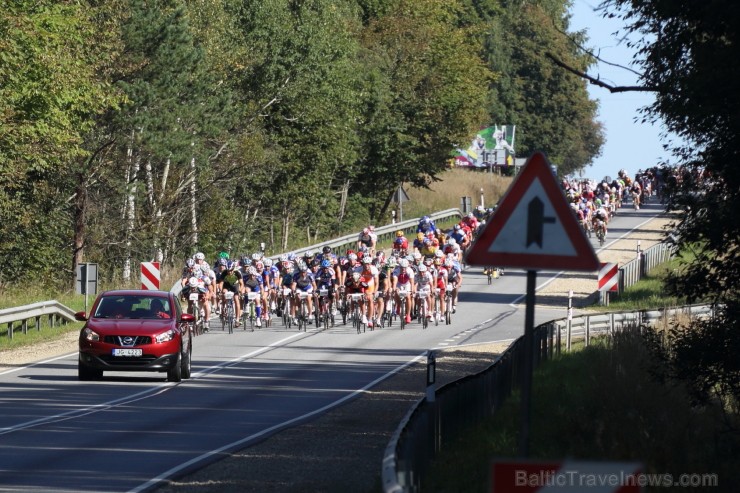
[155, 330, 176, 344]
[83, 328, 100, 342]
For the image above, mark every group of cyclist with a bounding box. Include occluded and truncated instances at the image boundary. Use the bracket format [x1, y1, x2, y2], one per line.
[178, 212, 481, 331]
[561, 168, 655, 244]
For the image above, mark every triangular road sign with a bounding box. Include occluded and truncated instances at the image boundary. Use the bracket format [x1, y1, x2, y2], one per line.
[465, 152, 598, 271]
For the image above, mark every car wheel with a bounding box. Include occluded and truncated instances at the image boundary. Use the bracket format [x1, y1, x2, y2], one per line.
[168, 352, 183, 382]
[78, 358, 102, 381]
[181, 346, 192, 380]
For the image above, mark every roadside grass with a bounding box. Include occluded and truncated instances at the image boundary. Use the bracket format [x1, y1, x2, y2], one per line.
[424, 331, 738, 492]
[586, 249, 696, 313]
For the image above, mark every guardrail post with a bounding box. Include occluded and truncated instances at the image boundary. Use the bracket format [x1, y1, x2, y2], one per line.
[22, 319, 28, 335]
[585, 316, 590, 346]
[35, 316, 41, 331]
[556, 323, 561, 356]
[548, 323, 554, 360]
[7, 322, 12, 340]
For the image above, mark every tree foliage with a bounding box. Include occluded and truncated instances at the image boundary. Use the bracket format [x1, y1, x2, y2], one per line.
[0, 0, 603, 287]
[600, 0, 740, 407]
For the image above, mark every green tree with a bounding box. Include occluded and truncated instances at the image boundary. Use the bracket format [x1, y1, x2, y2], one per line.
[0, 1, 122, 284]
[600, 0, 740, 408]
[488, 0, 604, 175]
[358, 0, 493, 220]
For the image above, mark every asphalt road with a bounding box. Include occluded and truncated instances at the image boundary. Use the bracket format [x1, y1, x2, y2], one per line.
[0, 203, 661, 493]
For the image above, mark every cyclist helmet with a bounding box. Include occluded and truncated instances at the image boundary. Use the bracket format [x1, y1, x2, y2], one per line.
[387, 257, 398, 268]
[453, 224, 461, 231]
[447, 238, 457, 245]
[218, 257, 228, 267]
[252, 252, 261, 261]
[194, 252, 205, 261]
[399, 259, 410, 268]
[305, 250, 314, 258]
[413, 252, 422, 260]
[396, 230, 404, 237]
[435, 249, 444, 258]
[418, 264, 428, 273]
[434, 258, 442, 266]
[255, 261, 264, 270]
[322, 246, 332, 254]
[280, 254, 288, 262]
[321, 259, 332, 268]
[405, 254, 415, 263]
[299, 264, 309, 272]
[186, 258, 195, 268]
[444, 258, 453, 267]
[352, 272, 361, 282]
[346, 249, 355, 256]
[362, 227, 369, 234]
[362, 256, 372, 264]
[348, 253, 358, 261]
[219, 251, 229, 259]
[188, 277, 200, 288]
[422, 215, 430, 223]
[287, 253, 296, 261]
[424, 257, 433, 266]
[416, 233, 424, 240]
[245, 266, 256, 276]
[264, 258, 274, 267]
[226, 260, 236, 270]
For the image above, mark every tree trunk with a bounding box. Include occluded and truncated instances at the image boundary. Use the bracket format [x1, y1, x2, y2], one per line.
[338, 179, 350, 224]
[281, 213, 290, 252]
[190, 155, 198, 245]
[122, 152, 141, 282]
[72, 173, 87, 290]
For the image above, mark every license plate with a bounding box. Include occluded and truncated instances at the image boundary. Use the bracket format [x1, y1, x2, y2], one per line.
[112, 348, 142, 357]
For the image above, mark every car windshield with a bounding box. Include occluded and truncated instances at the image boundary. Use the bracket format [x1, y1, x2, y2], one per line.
[93, 295, 171, 319]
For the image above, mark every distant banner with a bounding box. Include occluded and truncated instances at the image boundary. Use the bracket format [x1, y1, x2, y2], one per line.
[452, 125, 515, 167]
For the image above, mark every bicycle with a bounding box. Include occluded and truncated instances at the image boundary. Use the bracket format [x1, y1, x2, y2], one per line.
[397, 287, 410, 330]
[295, 291, 311, 331]
[433, 288, 444, 326]
[444, 284, 454, 325]
[383, 293, 395, 328]
[244, 291, 260, 331]
[348, 293, 366, 334]
[222, 291, 235, 334]
[414, 291, 429, 329]
[595, 224, 606, 246]
[281, 288, 293, 329]
[187, 291, 205, 336]
[316, 287, 333, 330]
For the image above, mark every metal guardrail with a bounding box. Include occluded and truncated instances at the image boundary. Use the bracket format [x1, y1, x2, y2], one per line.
[0, 301, 78, 340]
[382, 303, 715, 492]
[272, 208, 464, 260]
[600, 241, 675, 305]
[171, 208, 465, 294]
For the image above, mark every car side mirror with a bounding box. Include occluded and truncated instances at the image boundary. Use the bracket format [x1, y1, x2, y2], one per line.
[180, 313, 195, 323]
[74, 311, 88, 322]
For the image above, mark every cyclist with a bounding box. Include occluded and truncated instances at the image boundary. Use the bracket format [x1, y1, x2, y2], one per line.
[445, 257, 463, 313]
[344, 271, 367, 324]
[414, 264, 434, 322]
[393, 230, 409, 256]
[262, 257, 280, 313]
[392, 258, 415, 325]
[242, 266, 264, 327]
[291, 264, 316, 325]
[315, 259, 337, 316]
[216, 260, 243, 327]
[417, 215, 437, 235]
[357, 227, 377, 255]
[358, 258, 377, 327]
[412, 232, 425, 253]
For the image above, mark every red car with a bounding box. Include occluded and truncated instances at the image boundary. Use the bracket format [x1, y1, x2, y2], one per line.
[76, 290, 194, 382]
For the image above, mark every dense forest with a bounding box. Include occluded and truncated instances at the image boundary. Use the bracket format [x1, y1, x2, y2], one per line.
[0, 0, 604, 287]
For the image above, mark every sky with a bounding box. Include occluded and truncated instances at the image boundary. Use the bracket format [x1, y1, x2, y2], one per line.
[568, 0, 671, 182]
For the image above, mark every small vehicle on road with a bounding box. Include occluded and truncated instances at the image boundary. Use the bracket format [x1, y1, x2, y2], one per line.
[75, 290, 193, 382]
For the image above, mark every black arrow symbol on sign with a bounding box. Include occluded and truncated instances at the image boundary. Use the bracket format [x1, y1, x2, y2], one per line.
[526, 197, 556, 248]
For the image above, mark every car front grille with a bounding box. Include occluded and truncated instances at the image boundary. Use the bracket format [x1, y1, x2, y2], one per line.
[103, 335, 152, 346]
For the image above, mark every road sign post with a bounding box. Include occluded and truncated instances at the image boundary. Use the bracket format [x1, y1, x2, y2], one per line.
[464, 151, 599, 457]
[76, 263, 99, 313]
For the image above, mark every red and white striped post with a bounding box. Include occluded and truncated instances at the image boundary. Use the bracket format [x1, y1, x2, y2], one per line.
[598, 262, 619, 306]
[140, 262, 160, 290]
